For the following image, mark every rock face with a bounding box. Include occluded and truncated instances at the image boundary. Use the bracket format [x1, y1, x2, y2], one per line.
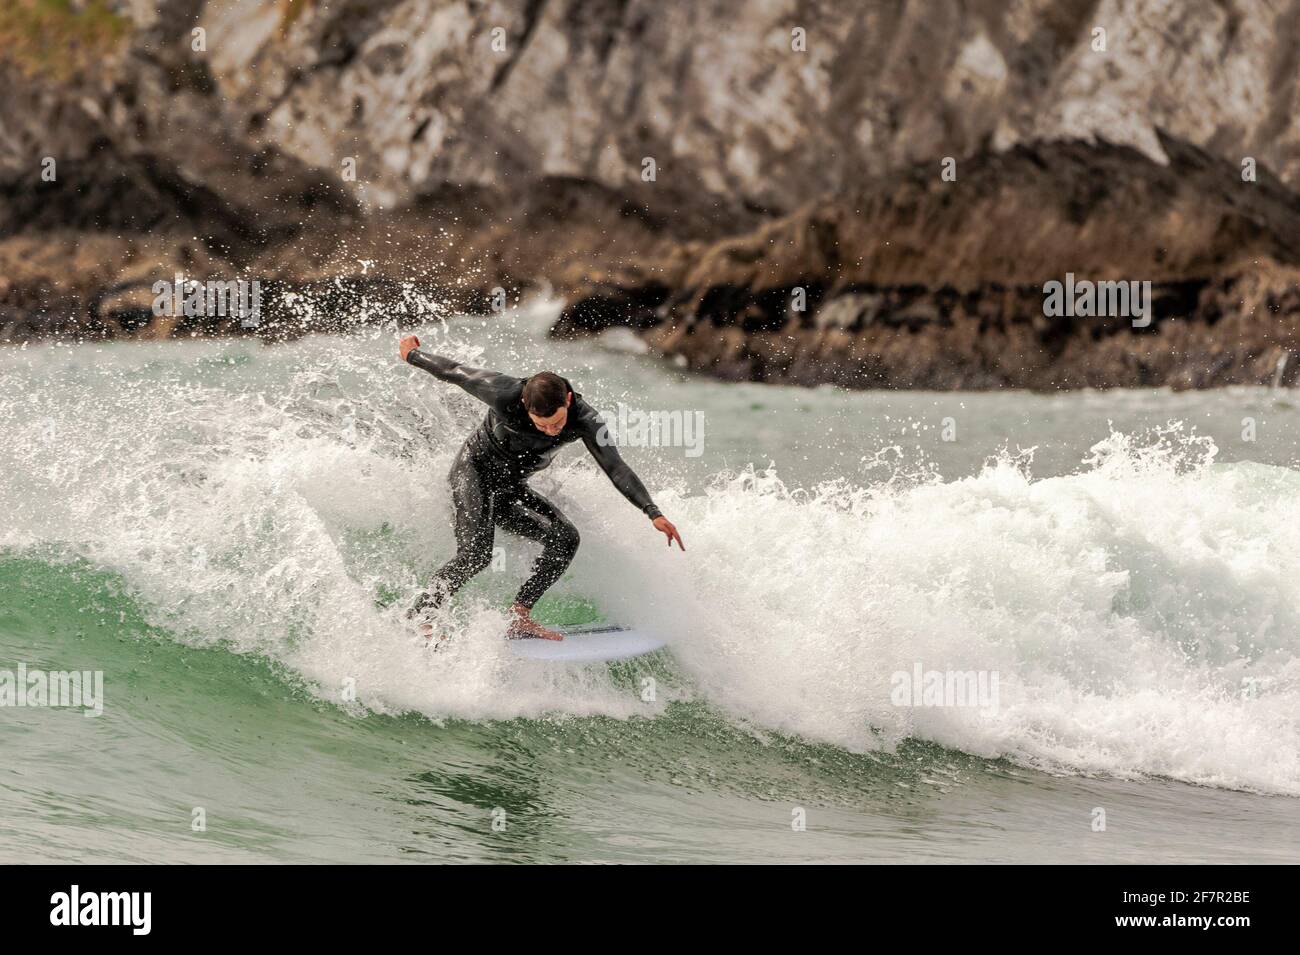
[191, 0, 1300, 209]
[3, 0, 1300, 388]
[555, 136, 1300, 389]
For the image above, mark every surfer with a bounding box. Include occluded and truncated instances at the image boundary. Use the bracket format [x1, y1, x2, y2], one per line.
[399, 335, 684, 641]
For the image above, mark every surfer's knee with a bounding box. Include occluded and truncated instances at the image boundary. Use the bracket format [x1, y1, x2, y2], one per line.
[461, 541, 495, 577]
[549, 519, 579, 557]
[443, 531, 494, 580]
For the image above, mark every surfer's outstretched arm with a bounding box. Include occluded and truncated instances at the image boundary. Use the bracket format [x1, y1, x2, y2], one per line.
[399, 335, 513, 406]
[581, 430, 661, 518]
[579, 409, 685, 550]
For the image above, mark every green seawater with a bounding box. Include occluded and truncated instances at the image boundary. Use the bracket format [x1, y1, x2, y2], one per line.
[2, 303, 1298, 862]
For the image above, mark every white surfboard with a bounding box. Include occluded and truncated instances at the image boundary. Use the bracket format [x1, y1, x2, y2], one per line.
[508, 623, 666, 662]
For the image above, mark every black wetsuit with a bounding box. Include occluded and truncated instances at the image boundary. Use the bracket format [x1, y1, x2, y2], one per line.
[406, 349, 661, 614]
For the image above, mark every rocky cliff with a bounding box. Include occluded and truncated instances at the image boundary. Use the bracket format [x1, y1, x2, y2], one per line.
[3, 0, 1300, 388]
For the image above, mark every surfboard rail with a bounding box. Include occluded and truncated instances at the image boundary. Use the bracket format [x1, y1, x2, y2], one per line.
[507, 623, 666, 662]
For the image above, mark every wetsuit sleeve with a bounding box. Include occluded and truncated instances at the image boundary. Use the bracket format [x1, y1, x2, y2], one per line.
[578, 410, 663, 520]
[406, 349, 516, 407]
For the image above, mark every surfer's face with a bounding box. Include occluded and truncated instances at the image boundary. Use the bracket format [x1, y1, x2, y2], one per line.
[527, 392, 571, 436]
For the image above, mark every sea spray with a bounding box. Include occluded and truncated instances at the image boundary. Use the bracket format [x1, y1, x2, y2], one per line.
[1, 335, 1298, 794]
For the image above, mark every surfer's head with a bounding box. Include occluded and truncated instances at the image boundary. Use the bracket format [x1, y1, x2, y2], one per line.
[523, 372, 572, 435]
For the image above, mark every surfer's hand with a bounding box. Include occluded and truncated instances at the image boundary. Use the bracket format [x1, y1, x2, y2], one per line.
[399, 334, 420, 362]
[653, 516, 684, 551]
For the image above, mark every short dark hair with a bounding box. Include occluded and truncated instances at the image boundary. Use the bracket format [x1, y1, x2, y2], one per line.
[522, 372, 569, 416]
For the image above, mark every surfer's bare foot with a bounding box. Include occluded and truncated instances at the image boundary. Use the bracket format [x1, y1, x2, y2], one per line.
[506, 603, 563, 641]
[413, 617, 450, 649]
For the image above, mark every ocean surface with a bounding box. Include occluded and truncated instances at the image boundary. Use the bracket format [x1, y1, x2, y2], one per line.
[1, 299, 1298, 863]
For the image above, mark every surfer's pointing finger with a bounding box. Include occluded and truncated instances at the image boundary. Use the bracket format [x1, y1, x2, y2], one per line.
[653, 516, 684, 551]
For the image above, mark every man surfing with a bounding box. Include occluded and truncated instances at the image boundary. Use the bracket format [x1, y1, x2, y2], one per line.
[399, 335, 684, 641]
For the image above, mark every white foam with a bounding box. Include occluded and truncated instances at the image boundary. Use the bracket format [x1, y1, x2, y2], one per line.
[619, 430, 1300, 794]
[2, 337, 1298, 793]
